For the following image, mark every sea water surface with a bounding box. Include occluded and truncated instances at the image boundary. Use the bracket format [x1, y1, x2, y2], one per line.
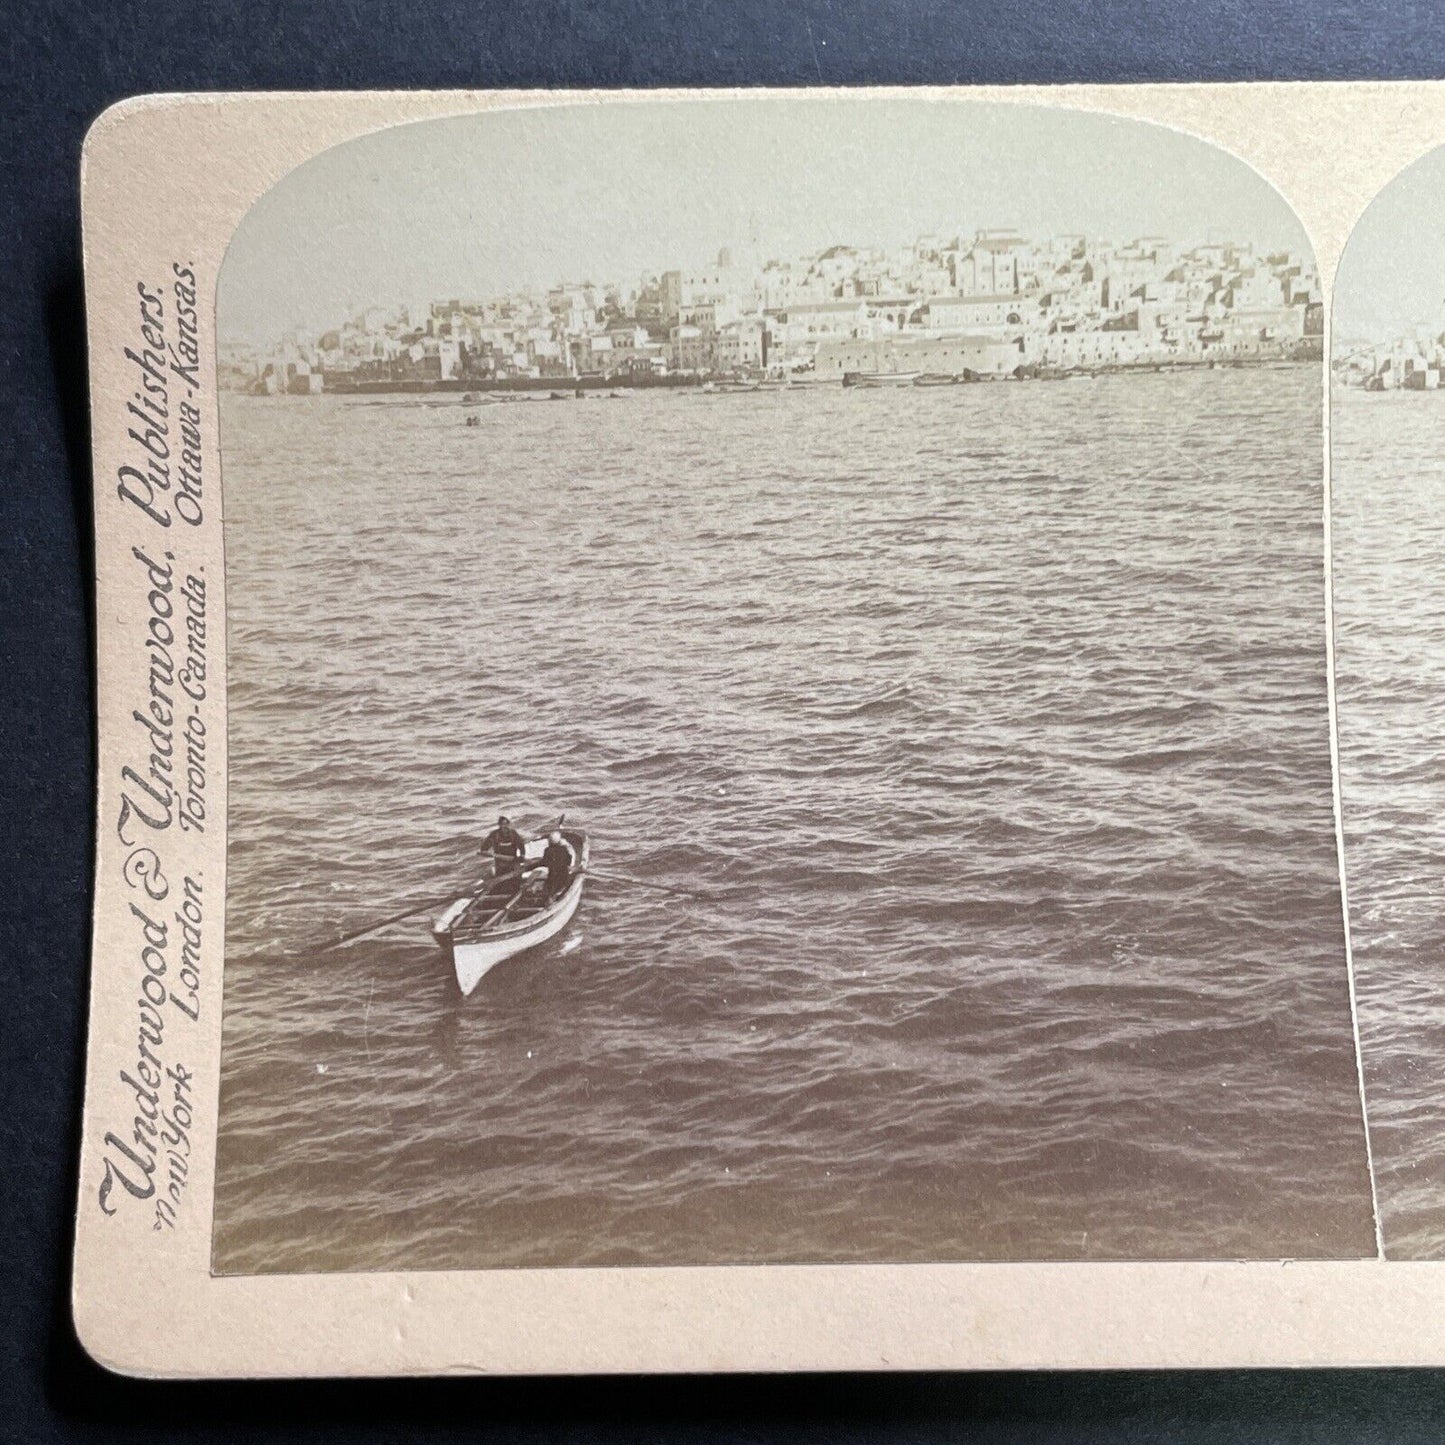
[213, 368, 1376, 1272]
[1333, 385, 1445, 1259]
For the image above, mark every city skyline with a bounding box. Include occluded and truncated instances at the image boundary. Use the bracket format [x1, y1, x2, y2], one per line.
[219, 98, 1312, 346]
[223, 225, 1318, 396]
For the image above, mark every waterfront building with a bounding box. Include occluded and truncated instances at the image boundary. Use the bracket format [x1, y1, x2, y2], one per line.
[814, 333, 1026, 380]
[715, 318, 766, 372]
[925, 293, 1038, 336]
[575, 334, 614, 373]
[769, 299, 872, 360]
[607, 323, 651, 356]
[658, 270, 683, 324]
[669, 323, 713, 372]
[1035, 329, 1164, 370]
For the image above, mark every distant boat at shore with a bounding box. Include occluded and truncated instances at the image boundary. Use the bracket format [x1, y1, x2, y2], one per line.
[842, 370, 922, 388]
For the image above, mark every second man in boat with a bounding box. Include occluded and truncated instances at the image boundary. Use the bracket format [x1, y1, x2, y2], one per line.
[540, 829, 577, 901]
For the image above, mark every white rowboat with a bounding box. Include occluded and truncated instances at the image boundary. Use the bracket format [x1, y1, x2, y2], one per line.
[432, 829, 590, 996]
[842, 370, 922, 388]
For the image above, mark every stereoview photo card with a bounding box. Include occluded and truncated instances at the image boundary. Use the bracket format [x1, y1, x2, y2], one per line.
[73, 86, 1445, 1375]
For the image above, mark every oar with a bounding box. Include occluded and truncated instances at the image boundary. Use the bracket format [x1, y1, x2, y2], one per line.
[320, 897, 448, 952]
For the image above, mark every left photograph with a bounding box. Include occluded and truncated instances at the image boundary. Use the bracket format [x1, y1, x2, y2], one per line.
[211, 97, 1374, 1276]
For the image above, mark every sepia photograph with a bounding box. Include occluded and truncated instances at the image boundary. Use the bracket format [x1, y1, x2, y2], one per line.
[1332, 142, 1445, 1260]
[209, 97, 1377, 1276]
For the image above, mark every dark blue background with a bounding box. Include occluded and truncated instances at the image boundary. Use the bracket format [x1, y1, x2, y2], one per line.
[7, 1, 1445, 1437]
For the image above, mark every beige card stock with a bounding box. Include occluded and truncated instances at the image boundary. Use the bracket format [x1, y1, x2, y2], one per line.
[75, 86, 1445, 1375]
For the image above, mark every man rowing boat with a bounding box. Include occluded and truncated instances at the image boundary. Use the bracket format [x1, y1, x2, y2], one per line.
[480, 815, 527, 896]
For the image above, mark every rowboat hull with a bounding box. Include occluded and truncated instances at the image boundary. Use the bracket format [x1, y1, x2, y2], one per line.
[449, 875, 586, 995]
[433, 831, 589, 996]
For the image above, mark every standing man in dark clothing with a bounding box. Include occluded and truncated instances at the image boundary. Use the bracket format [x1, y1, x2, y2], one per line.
[480, 815, 527, 897]
[540, 829, 577, 901]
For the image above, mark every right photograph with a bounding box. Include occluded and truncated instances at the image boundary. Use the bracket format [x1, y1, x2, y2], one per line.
[1333, 145, 1445, 1259]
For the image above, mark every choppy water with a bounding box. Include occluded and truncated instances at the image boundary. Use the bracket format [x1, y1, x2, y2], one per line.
[213, 368, 1376, 1273]
[1333, 386, 1445, 1259]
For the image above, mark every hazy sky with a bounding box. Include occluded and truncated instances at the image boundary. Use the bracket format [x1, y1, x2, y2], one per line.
[1334, 143, 1445, 345]
[219, 97, 1311, 346]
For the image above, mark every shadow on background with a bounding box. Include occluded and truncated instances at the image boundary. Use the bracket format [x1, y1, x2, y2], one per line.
[39, 268, 101, 1425]
[33, 1360, 1445, 1441]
